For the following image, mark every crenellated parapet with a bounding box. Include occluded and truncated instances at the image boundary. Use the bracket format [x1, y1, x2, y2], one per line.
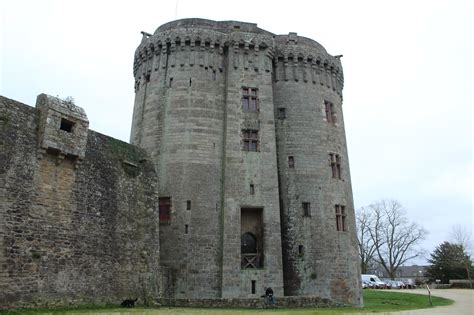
[132, 19, 276, 89]
[274, 33, 344, 97]
[134, 33, 225, 76]
[133, 20, 343, 97]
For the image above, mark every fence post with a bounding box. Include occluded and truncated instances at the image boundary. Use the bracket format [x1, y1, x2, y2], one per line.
[426, 284, 432, 306]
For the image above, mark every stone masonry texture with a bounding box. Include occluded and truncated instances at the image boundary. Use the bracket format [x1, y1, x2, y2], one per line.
[131, 18, 361, 306]
[0, 18, 361, 310]
[0, 95, 160, 308]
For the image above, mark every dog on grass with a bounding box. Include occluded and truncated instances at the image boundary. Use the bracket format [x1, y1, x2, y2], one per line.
[120, 298, 138, 308]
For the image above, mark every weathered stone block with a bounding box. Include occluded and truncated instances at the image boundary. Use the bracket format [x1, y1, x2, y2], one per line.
[36, 94, 89, 160]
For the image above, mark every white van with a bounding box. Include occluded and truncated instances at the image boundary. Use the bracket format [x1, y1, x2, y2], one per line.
[361, 274, 387, 289]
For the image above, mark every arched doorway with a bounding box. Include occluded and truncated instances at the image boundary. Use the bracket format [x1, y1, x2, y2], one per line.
[241, 232, 262, 269]
[241, 232, 257, 254]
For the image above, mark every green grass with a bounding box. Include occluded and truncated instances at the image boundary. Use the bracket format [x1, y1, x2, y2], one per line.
[0, 290, 454, 314]
[359, 290, 452, 312]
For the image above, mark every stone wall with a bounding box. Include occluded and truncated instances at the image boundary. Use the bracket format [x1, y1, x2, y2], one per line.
[131, 19, 285, 299]
[273, 34, 361, 305]
[0, 95, 160, 309]
[131, 18, 361, 306]
[160, 295, 340, 308]
[0, 18, 362, 309]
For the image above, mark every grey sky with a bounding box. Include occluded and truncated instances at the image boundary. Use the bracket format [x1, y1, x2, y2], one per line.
[1, 0, 472, 264]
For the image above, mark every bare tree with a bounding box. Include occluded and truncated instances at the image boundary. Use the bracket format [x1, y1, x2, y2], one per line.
[451, 224, 472, 253]
[450, 224, 472, 288]
[359, 200, 427, 279]
[356, 207, 377, 273]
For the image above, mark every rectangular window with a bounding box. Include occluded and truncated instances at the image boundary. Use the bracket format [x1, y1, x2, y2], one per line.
[242, 98, 249, 109]
[250, 184, 255, 195]
[185, 224, 189, 234]
[251, 280, 256, 294]
[60, 118, 75, 132]
[169, 77, 173, 87]
[186, 200, 191, 210]
[329, 153, 342, 179]
[335, 204, 347, 231]
[159, 197, 172, 222]
[288, 156, 295, 168]
[302, 202, 311, 217]
[242, 87, 258, 111]
[298, 245, 304, 255]
[342, 205, 346, 231]
[242, 129, 259, 152]
[325, 100, 336, 124]
[278, 108, 286, 120]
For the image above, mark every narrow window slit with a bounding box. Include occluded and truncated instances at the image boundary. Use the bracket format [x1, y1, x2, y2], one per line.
[288, 156, 295, 168]
[298, 245, 304, 255]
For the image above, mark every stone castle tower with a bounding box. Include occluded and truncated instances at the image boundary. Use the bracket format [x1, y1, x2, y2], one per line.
[130, 19, 361, 305]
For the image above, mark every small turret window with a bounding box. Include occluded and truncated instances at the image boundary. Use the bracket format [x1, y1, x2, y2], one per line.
[278, 108, 286, 119]
[242, 87, 258, 111]
[329, 153, 342, 179]
[298, 245, 304, 255]
[288, 156, 295, 168]
[242, 129, 259, 152]
[302, 202, 311, 217]
[325, 100, 336, 124]
[60, 118, 74, 133]
[159, 197, 172, 222]
[335, 205, 347, 231]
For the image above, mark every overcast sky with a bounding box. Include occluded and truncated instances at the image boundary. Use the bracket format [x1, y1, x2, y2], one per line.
[1, 0, 472, 264]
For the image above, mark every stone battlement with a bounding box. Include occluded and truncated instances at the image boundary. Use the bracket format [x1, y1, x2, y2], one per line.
[133, 19, 342, 96]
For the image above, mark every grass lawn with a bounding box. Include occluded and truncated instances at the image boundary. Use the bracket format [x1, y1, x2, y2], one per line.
[0, 290, 453, 314]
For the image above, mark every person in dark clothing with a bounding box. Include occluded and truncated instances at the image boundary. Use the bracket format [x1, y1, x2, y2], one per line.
[265, 287, 275, 305]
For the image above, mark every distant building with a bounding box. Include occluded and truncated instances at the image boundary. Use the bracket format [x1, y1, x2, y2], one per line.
[369, 265, 428, 281]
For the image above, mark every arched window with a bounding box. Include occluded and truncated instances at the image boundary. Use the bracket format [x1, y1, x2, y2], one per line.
[241, 232, 257, 254]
